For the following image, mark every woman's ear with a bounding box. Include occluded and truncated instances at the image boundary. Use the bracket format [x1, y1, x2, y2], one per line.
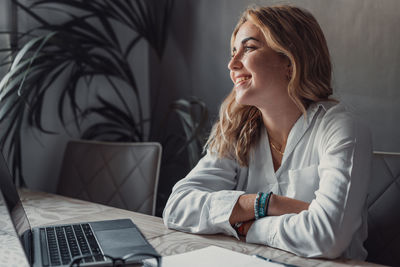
[279, 53, 292, 80]
[286, 62, 293, 81]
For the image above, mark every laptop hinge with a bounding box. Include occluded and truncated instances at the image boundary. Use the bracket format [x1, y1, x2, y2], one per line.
[21, 229, 33, 265]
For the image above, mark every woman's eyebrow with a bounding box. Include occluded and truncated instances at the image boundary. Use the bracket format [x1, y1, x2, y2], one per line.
[241, 36, 260, 44]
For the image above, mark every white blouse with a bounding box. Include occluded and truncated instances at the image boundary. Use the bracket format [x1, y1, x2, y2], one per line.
[163, 102, 372, 260]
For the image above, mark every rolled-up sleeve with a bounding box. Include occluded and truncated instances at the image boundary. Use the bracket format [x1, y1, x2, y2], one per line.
[163, 151, 245, 237]
[246, 113, 372, 259]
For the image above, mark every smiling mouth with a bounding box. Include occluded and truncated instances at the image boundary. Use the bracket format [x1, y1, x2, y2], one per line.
[235, 76, 251, 86]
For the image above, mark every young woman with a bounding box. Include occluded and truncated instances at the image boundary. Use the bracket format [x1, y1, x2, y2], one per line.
[163, 5, 372, 260]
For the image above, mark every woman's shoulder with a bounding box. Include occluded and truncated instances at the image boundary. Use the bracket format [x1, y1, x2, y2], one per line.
[316, 101, 362, 126]
[194, 149, 239, 170]
[315, 101, 350, 118]
[315, 101, 371, 142]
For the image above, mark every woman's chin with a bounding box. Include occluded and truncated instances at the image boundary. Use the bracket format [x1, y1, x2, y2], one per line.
[235, 94, 253, 106]
[234, 85, 255, 105]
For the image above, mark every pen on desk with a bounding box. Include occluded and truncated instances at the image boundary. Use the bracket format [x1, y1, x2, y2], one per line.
[253, 254, 272, 262]
[253, 254, 298, 267]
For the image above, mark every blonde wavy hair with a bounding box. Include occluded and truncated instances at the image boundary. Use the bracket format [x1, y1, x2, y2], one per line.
[206, 5, 333, 166]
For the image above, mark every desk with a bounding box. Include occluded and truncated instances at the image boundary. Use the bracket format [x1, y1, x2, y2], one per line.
[1, 189, 382, 267]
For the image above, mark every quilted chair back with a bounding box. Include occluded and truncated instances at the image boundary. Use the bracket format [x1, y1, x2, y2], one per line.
[57, 140, 162, 216]
[365, 152, 400, 266]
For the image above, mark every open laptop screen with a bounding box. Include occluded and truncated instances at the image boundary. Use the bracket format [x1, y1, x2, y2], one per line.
[0, 152, 31, 238]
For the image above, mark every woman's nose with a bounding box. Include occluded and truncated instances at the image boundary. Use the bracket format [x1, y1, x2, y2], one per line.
[228, 53, 242, 71]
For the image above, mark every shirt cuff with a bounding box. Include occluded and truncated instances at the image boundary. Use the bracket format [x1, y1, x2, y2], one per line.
[246, 216, 278, 246]
[209, 190, 245, 238]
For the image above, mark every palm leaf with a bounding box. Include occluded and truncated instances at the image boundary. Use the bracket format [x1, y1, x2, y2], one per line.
[1, 0, 179, 186]
[0, 33, 55, 98]
[168, 98, 208, 167]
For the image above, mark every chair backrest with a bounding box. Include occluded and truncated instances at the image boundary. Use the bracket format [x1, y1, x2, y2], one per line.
[365, 151, 400, 266]
[57, 140, 162, 216]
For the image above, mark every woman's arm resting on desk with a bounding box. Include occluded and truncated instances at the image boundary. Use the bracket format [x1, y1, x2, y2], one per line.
[229, 194, 310, 225]
[163, 150, 310, 237]
[163, 151, 245, 237]
[232, 194, 310, 236]
[245, 116, 372, 259]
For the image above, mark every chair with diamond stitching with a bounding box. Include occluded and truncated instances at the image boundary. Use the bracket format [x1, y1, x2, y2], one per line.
[57, 140, 162, 216]
[364, 151, 400, 266]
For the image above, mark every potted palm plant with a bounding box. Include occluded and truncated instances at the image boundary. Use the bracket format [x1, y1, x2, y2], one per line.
[0, 0, 208, 210]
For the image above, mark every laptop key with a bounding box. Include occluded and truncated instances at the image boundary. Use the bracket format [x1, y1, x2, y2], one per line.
[64, 226, 81, 257]
[56, 227, 71, 264]
[46, 227, 62, 266]
[82, 224, 101, 253]
[40, 229, 50, 267]
[73, 225, 91, 255]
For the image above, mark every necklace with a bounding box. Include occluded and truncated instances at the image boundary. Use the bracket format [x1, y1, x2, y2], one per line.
[269, 140, 284, 156]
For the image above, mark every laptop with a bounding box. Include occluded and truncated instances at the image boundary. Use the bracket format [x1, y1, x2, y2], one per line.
[0, 152, 160, 266]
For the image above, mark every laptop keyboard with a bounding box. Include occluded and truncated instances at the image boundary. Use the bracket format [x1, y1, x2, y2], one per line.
[40, 223, 105, 266]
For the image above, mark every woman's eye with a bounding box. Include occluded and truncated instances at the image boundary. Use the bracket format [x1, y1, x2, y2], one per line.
[244, 46, 256, 52]
[230, 46, 256, 58]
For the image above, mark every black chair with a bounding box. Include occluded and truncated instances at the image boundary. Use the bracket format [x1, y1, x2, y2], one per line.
[57, 140, 162, 216]
[365, 152, 400, 266]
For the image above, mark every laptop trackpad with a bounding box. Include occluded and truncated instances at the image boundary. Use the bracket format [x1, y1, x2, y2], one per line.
[96, 228, 148, 257]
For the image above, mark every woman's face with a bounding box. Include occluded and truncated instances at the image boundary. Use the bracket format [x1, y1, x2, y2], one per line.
[228, 21, 291, 108]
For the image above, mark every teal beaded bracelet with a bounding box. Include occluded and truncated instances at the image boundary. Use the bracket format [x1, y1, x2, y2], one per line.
[265, 192, 273, 216]
[254, 192, 262, 220]
[258, 192, 268, 218]
[254, 191, 274, 220]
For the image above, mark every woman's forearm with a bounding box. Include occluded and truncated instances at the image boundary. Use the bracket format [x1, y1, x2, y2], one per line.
[268, 194, 310, 216]
[229, 193, 310, 225]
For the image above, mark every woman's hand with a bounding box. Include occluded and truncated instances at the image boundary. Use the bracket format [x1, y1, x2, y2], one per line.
[236, 220, 254, 236]
[229, 194, 257, 225]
